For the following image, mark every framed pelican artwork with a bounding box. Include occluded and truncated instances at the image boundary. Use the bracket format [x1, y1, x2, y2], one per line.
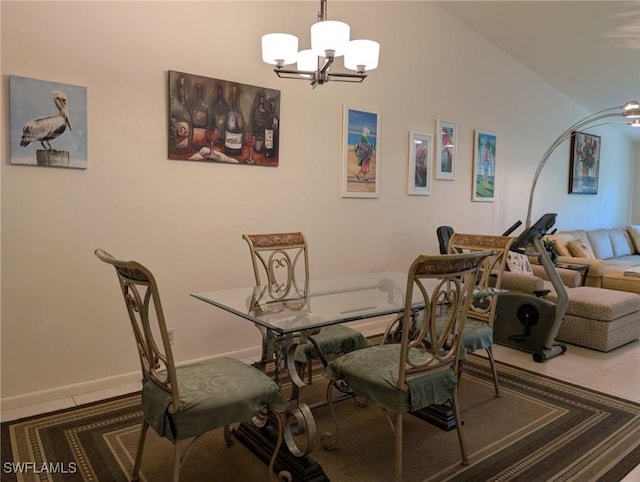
[9, 75, 87, 169]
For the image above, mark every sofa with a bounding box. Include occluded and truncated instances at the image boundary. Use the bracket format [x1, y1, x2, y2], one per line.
[545, 225, 640, 295]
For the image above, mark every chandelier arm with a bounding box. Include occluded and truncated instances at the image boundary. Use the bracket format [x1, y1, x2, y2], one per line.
[525, 110, 624, 228]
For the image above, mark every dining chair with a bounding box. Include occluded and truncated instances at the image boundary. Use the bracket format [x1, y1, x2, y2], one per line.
[447, 233, 515, 397]
[94, 249, 289, 482]
[436, 225, 456, 254]
[242, 232, 370, 382]
[322, 251, 491, 479]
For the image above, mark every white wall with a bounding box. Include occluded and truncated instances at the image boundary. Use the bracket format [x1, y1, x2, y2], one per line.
[632, 144, 640, 224]
[1, 1, 635, 405]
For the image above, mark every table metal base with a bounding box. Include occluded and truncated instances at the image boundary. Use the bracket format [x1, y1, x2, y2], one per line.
[411, 404, 457, 431]
[234, 421, 329, 482]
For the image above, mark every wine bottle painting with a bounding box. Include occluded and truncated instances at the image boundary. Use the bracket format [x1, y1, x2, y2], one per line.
[168, 70, 280, 167]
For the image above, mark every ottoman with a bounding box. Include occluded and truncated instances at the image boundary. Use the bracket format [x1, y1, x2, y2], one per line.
[551, 287, 640, 352]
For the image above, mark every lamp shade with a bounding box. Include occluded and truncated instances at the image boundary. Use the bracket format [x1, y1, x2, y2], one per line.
[262, 33, 298, 65]
[344, 40, 380, 71]
[297, 49, 318, 72]
[622, 107, 640, 119]
[311, 20, 350, 57]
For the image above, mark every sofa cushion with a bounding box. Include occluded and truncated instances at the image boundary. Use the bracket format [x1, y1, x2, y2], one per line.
[567, 239, 595, 259]
[628, 225, 640, 253]
[587, 229, 615, 260]
[609, 227, 634, 257]
[547, 233, 575, 257]
[506, 251, 533, 275]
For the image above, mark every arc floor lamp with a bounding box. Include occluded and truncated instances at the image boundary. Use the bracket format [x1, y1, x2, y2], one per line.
[526, 100, 640, 229]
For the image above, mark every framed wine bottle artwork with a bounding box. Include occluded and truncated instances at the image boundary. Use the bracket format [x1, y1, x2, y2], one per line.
[341, 105, 380, 198]
[167, 70, 280, 167]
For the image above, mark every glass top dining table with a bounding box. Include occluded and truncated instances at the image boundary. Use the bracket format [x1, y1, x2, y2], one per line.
[191, 271, 415, 335]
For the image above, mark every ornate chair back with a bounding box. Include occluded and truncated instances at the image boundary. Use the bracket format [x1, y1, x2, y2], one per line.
[95, 248, 179, 408]
[447, 233, 514, 326]
[242, 232, 309, 301]
[398, 251, 491, 387]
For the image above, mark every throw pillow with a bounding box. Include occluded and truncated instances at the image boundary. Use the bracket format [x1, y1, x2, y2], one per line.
[628, 225, 640, 254]
[506, 251, 533, 275]
[546, 234, 575, 257]
[567, 239, 595, 259]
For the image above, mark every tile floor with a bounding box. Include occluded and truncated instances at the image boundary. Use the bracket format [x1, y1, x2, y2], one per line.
[2, 339, 639, 480]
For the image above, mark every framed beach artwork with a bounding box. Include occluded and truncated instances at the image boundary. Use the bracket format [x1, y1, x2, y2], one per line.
[435, 119, 456, 180]
[408, 131, 432, 195]
[342, 106, 380, 198]
[9, 75, 88, 169]
[472, 129, 496, 202]
[569, 131, 600, 194]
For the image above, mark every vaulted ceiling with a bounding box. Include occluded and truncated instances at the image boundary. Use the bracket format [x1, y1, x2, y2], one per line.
[437, 1, 640, 141]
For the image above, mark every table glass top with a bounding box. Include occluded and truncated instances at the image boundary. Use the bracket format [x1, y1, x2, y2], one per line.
[192, 271, 503, 335]
[192, 271, 416, 334]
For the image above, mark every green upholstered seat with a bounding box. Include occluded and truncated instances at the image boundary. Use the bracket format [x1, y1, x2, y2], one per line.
[293, 324, 371, 364]
[143, 357, 286, 442]
[325, 344, 457, 412]
[460, 319, 493, 358]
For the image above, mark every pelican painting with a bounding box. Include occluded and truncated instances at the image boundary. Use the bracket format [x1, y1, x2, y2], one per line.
[10, 75, 87, 169]
[20, 91, 72, 150]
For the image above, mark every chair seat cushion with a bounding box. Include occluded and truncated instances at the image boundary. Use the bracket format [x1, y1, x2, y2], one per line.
[294, 325, 370, 363]
[460, 319, 493, 357]
[325, 344, 457, 412]
[142, 357, 286, 442]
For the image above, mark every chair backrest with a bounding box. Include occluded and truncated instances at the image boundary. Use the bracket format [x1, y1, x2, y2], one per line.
[436, 226, 455, 254]
[398, 251, 491, 387]
[242, 232, 309, 301]
[95, 249, 179, 409]
[447, 233, 515, 325]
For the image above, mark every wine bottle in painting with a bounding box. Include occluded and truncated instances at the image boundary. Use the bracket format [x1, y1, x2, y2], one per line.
[252, 92, 267, 154]
[189, 83, 209, 149]
[211, 83, 228, 147]
[264, 101, 279, 159]
[224, 85, 244, 156]
[171, 76, 192, 154]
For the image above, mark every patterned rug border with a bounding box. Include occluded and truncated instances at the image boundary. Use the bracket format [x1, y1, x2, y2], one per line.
[2, 354, 639, 481]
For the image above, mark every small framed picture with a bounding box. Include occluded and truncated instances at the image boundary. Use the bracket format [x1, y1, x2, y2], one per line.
[569, 131, 600, 194]
[342, 106, 380, 198]
[408, 131, 432, 195]
[472, 129, 496, 202]
[435, 119, 456, 180]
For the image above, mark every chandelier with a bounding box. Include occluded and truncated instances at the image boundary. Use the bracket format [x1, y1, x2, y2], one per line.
[261, 0, 380, 88]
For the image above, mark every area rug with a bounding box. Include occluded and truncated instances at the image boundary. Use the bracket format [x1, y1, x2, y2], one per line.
[2, 355, 639, 481]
